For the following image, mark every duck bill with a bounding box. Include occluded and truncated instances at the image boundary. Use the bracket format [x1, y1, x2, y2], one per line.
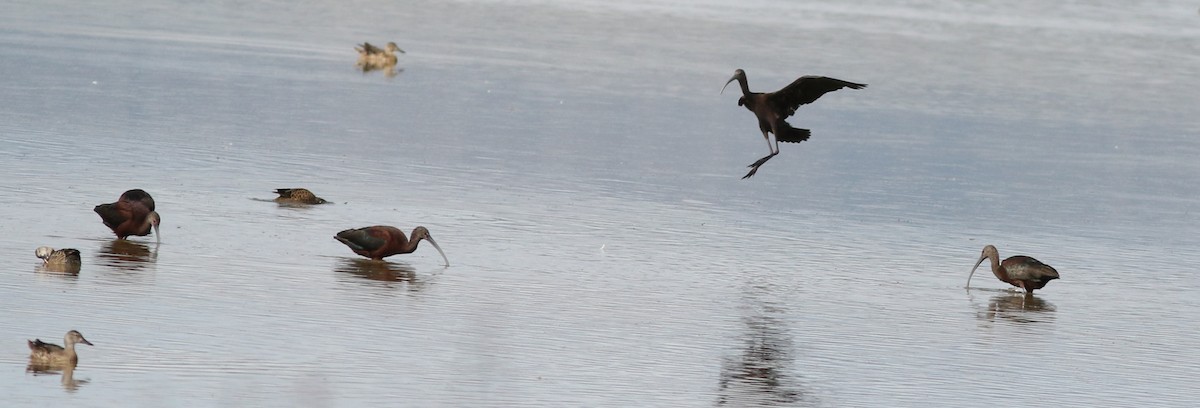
[424, 236, 450, 267]
[79, 338, 93, 346]
[153, 223, 161, 244]
[967, 256, 986, 288]
[721, 76, 737, 94]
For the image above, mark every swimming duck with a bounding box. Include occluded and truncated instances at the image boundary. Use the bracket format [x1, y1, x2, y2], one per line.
[273, 188, 328, 205]
[35, 246, 82, 273]
[28, 330, 93, 365]
[355, 41, 405, 65]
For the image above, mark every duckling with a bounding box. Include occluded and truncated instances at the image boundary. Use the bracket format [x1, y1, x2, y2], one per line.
[35, 246, 82, 273]
[28, 330, 93, 365]
[273, 188, 328, 205]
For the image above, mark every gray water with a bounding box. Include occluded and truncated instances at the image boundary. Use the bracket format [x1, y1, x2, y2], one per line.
[2, 0, 1199, 406]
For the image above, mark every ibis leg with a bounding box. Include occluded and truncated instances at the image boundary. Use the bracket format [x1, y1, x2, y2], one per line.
[742, 132, 779, 179]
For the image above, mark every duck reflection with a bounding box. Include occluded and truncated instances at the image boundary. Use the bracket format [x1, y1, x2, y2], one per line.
[35, 262, 81, 278]
[356, 60, 403, 78]
[973, 292, 1056, 324]
[717, 299, 814, 406]
[27, 363, 88, 392]
[34, 265, 79, 281]
[334, 258, 425, 290]
[97, 239, 158, 270]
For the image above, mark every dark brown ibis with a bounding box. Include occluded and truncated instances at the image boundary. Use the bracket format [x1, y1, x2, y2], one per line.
[36, 246, 82, 273]
[722, 69, 866, 179]
[94, 189, 160, 243]
[28, 330, 92, 365]
[968, 245, 1060, 294]
[273, 188, 328, 205]
[335, 225, 449, 266]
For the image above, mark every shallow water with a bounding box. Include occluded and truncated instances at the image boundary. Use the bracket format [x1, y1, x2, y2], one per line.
[2, 0, 1199, 406]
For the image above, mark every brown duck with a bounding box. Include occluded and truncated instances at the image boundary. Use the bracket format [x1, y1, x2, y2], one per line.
[28, 330, 93, 365]
[273, 188, 328, 204]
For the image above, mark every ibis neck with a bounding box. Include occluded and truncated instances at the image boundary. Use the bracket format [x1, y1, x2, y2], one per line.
[736, 77, 751, 97]
[403, 235, 422, 254]
[988, 254, 1007, 280]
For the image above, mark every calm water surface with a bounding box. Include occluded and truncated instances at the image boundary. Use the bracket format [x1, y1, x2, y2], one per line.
[2, 0, 1199, 406]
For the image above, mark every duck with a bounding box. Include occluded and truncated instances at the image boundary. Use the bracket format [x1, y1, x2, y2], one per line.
[28, 330, 93, 365]
[355, 41, 405, 66]
[273, 188, 328, 205]
[35, 246, 82, 272]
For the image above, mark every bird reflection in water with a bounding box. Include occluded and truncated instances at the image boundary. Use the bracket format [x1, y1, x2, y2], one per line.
[717, 302, 815, 407]
[27, 363, 88, 392]
[357, 60, 403, 78]
[334, 258, 427, 290]
[972, 292, 1056, 324]
[97, 239, 158, 270]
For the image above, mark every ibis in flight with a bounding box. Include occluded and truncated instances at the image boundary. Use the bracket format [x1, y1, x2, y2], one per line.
[722, 69, 866, 179]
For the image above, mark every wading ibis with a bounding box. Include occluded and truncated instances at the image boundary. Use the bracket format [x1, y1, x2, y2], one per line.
[335, 225, 449, 266]
[273, 188, 328, 205]
[94, 189, 160, 243]
[968, 245, 1060, 294]
[722, 69, 866, 179]
[35, 246, 82, 272]
[28, 330, 92, 365]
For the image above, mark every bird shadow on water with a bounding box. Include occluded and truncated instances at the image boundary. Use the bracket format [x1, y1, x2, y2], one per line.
[332, 258, 432, 292]
[95, 239, 158, 271]
[26, 363, 88, 393]
[968, 289, 1056, 325]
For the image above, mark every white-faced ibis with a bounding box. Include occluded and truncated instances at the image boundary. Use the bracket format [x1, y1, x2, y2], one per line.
[94, 189, 160, 243]
[968, 245, 1060, 294]
[355, 42, 405, 65]
[273, 188, 328, 205]
[28, 330, 92, 365]
[335, 225, 449, 266]
[722, 69, 866, 179]
[36, 246, 82, 272]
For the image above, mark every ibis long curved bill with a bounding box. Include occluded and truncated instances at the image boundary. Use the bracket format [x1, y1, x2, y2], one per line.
[151, 212, 161, 244]
[720, 75, 737, 94]
[967, 255, 987, 288]
[423, 235, 450, 267]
